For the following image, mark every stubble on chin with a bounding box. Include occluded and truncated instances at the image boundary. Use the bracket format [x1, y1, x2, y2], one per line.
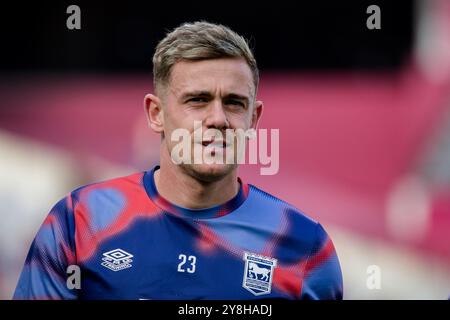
[179, 163, 237, 183]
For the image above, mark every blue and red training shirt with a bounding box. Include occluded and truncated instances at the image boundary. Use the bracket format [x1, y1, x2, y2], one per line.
[13, 165, 343, 300]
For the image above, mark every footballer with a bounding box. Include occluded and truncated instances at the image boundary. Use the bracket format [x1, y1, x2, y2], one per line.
[13, 22, 343, 300]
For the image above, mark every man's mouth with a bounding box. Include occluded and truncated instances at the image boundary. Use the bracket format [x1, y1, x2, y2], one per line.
[201, 140, 227, 148]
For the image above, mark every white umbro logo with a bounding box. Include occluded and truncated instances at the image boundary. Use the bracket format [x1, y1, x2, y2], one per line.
[101, 248, 134, 272]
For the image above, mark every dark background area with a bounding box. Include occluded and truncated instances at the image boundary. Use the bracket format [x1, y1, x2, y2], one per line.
[0, 0, 415, 73]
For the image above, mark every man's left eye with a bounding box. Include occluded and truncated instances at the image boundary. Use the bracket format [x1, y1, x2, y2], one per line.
[189, 98, 207, 103]
[227, 100, 245, 107]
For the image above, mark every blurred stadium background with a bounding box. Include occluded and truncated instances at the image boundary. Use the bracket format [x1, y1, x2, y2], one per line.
[0, 0, 449, 299]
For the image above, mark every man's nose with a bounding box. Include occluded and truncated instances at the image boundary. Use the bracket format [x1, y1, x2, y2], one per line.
[204, 99, 229, 130]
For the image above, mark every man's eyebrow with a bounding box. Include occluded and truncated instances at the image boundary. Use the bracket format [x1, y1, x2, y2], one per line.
[224, 93, 250, 104]
[180, 91, 213, 100]
[180, 91, 251, 104]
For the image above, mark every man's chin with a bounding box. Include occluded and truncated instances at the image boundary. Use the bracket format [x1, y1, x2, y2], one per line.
[181, 163, 236, 183]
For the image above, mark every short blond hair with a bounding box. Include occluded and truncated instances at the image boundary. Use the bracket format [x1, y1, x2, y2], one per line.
[153, 21, 259, 96]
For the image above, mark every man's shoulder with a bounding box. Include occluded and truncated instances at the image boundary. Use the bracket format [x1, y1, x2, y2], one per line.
[71, 171, 145, 196]
[247, 183, 320, 230]
[60, 171, 152, 237]
[246, 184, 335, 266]
[66, 171, 148, 212]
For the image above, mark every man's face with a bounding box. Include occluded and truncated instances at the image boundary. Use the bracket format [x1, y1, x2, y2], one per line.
[154, 58, 262, 182]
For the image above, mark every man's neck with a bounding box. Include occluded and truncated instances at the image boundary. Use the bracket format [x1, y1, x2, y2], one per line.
[154, 151, 240, 209]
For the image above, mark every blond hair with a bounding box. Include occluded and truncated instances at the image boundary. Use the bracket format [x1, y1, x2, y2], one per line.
[153, 21, 259, 96]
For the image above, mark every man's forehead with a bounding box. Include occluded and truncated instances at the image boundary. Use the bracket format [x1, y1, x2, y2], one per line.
[168, 58, 254, 97]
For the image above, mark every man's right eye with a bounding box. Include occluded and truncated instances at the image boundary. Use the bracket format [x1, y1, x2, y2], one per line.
[188, 97, 207, 103]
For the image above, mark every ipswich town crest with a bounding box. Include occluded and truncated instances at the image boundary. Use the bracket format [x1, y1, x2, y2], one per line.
[242, 252, 277, 296]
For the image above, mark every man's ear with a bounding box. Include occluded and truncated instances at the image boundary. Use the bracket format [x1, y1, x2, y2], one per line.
[251, 100, 263, 130]
[144, 93, 164, 133]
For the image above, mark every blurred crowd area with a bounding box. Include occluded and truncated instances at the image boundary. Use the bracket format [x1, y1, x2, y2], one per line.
[0, 0, 449, 299]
